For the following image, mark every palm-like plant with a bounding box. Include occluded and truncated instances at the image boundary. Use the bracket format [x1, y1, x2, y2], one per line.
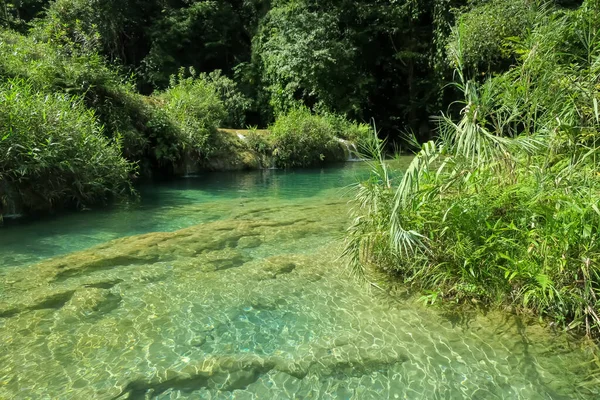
[344, 0, 600, 342]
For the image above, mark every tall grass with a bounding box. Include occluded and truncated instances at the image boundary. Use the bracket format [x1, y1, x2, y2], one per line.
[0, 29, 243, 172]
[0, 28, 164, 166]
[344, 1, 600, 338]
[0, 79, 134, 218]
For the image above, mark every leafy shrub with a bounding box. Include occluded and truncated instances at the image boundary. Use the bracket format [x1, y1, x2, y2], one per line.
[0, 28, 124, 98]
[448, 0, 538, 73]
[267, 108, 370, 167]
[346, 4, 600, 338]
[269, 108, 343, 168]
[244, 128, 272, 155]
[0, 29, 186, 169]
[32, 0, 105, 55]
[340, 122, 371, 145]
[0, 27, 152, 155]
[0, 30, 242, 174]
[319, 111, 372, 150]
[89, 89, 152, 162]
[155, 69, 226, 159]
[201, 70, 251, 128]
[0, 79, 134, 217]
[253, 2, 357, 116]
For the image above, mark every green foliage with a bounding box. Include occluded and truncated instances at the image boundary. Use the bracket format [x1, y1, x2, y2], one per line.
[0, 0, 48, 31]
[0, 28, 176, 167]
[269, 107, 370, 168]
[0, 28, 123, 95]
[448, 0, 539, 73]
[346, 1, 600, 338]
[244, 128, 272, 155]
[317, 110, 372, 149]
[0, 29, 238, 168]
[0, 27, 144, 149]
[6, 0, 559, 138]
[269, 108, 342, 168]
[0, 79, 133, 216]
[34, 0, 161, 64]
[253, 1, 357, 116]
[141, 1, 254, 87]
[155, 69, 226, 160]
[250, 0, 465, 131]
[0, 28, 238, 173]
[201, 70, 251, 128]
[29, 0, 267, 91]
[32, 0, 107, 55]
[4, 0, 491, 136]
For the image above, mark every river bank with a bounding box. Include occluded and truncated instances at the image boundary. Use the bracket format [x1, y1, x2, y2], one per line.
[0, 128, 358, 222]
[173, 129, 355, 174]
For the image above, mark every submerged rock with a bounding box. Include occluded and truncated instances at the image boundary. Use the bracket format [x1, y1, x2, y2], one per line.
[0, 197, 598, 399]
[114, 347, 409, 398]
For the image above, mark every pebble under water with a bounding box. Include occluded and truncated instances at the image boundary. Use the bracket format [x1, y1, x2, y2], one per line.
[0, 161, 599, 399]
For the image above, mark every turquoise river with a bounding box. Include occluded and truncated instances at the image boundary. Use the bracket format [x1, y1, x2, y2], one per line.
[0, 161, 599, 399]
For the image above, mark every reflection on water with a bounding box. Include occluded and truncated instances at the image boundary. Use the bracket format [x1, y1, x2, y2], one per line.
[0, 159, 598, 399]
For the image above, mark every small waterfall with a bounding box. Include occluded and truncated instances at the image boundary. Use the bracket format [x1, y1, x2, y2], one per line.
[1, 212, 23, 220]
[268, 156, 278, 169]
[349, 142, 360, 161]
[337, 138, 362, 161]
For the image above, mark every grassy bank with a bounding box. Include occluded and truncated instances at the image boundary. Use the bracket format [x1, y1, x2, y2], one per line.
[0, 27, 368, 219]
[345, 1, 600, 338]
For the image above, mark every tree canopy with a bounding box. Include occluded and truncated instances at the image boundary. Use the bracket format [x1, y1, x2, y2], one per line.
[6, 0, 582, 135]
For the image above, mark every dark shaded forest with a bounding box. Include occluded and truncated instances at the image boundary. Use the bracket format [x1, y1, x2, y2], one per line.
[3, 0, 582, 135]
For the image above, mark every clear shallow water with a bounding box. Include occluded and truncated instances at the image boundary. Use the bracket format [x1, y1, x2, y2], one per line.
[0, 164, 372, 268]
[0, 160, 598, 399]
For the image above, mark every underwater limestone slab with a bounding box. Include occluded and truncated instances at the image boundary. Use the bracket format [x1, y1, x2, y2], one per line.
[5, 195, 347, 277]
[237, 235, 262, 249]
[0, 198, 349, 330]
[112, 344, 410, 399]
[1, 197, 599, 399]
[0, 222, 413, 399]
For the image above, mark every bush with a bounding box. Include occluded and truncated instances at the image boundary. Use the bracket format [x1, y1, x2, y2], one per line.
[0, 30, 240, 174]
[448, 0, 538, 73]
[0, 28, 153, 157]
[0, 28, 124, 99]
[201, 70, 251, 128]
[0, 79, 134, 217]
[154, 69, 227, 160]
[319, 111, 372, 150]
[346, 4, 600, 338]
[267, 108, 370, 168]
[0, 29, 190, 170]
[244, 128, 272, 155]
[269, 108, 342, 168]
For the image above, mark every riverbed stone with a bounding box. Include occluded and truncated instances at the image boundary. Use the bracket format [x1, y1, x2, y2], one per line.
[237, 236, 262, 249]
[0, 194, 598, 400]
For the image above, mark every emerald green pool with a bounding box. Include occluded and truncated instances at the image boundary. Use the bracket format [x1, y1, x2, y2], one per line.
[0, 161, 598, 399]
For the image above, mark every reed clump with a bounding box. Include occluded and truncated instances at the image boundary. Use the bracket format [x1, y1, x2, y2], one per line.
[344, 1, 600, 338]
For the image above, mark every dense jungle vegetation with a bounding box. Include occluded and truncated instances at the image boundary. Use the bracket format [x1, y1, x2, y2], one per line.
[0, 0, 582, 215]
[1, 0, 600, 338]
[345, 0, 600, 338]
